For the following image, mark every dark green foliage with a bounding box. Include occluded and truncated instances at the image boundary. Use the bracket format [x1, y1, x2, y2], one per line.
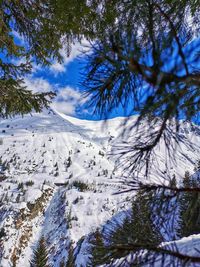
[17, 182, 23, 190]
[54, 162, 58, 169]
[0, 0, 75, 118]
[25, 180, 34, 187]
[59, 260, 65, 267]
[169, 174, 177, 188]
[0, 159, 7, 173]
[83, 1, 200, 120]
[130, 191, 162, 245]
[66, 241, 75, 267]
[54, 171, 59, 177]
[108, 192, 162, 263]
[98, 151, 104, 157]
[66, 207, 72, 229]
[179, 171, 200, 237]
[0, 1, 60, 117]
[103, 169, 108, 176]
[90, 191, 162, 266]
[16, 193, 20, 203]
[3, 192, 9, 203]
[71, 180, 90, 192]
[0, 227, 6, 239]
[194, 160, 200, 172]
[66, 157, 72, 168]
[81, 1, 200, 175]
[30, 236, 50, 267]
[90, 229, 105, 266]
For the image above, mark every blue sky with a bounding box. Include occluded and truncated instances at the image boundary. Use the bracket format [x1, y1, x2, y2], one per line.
[23, 40, 134, 121]
[23, 36, 200, 122]
[23, 41, 92, 119]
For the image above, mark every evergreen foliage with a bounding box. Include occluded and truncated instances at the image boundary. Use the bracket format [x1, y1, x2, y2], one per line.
[194, 160, 200, 172]
[90, 190, 162, 266]
[17, 182, 23, 190]
[25, 180, 34, 187]
[59, 260, 65, 267]
[30, 236, 50, 267]
[2, 1, 200, 125]
[81, 1, 200, 175]
[179, 171, 200, 237]
[83, 1, 200, 121]
[169, 174, 177, 188]
[0, 0, 121, 118]
[66, 241, 75, 267]
[0, 227, 6, 239]
[0, 0, 101, 118]
[15, 193, 20, 203]
[1, 1, 200, 265]
[89, 229, 105, 266]
[71, 180, 90, 192]
[0, 1, 61, 117]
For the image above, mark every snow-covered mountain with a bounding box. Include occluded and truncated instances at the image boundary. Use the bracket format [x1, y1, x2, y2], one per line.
[0, 110, 200, 266]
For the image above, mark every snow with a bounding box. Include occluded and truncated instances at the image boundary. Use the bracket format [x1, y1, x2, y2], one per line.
[0, 109, 200, 266]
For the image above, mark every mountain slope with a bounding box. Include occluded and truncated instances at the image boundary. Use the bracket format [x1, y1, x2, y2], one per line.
[0, 110, 200, 266]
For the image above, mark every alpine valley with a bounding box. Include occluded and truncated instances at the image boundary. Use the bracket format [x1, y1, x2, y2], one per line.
[0, 109, 200, 267]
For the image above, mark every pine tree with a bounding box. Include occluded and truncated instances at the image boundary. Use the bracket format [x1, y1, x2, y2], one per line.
[0, 1, 59, 118]
[65, 241, 75, 267]
[131, 191, 162, 245]
[30, 236, 50, 267]
[81, 1, 200, 185]
[0, 0, 118, 118]
[194, 160, 200, 172]
[66, 157, 72, 168]
[0, 227, 6, 238]
[179, 171, 200, 237]
[59, 260, 65, 267]
[90, 229, 105, 266]
[90, 190, 162, 266]
[110, 191, 162, 254]
[169, 174, 177, 188]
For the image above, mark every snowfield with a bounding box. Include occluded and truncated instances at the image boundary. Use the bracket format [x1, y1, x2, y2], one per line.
[0, 109, 200, 266]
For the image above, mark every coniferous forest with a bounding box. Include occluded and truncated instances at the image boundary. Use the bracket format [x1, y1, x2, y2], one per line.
[0, 1, 200, 266]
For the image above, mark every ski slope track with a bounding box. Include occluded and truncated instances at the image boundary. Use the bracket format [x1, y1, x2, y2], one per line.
[0, 109, 200, 266]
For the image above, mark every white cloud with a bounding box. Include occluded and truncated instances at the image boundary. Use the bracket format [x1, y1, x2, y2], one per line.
[50, 62, 66, 73]
[51, 86, 89, 115]
[12, 32, 91, 76]
[24, 77, 89, 116]
[51, 101, 77, 115]
[57, 87, 82, 101]
[50, 39, 91, 75]
[24, 77, 53, 93]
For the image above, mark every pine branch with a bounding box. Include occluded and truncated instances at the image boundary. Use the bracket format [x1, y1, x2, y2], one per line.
[105, 243, 200, 264]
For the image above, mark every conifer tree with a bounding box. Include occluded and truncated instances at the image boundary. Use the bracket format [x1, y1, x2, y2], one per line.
[0, 1, 61, 118]
[90, 228, 105, 266]
[90, 190, 162, 266]
[81, 0, 200, 179]
[59, 260, 65, 267]
[170, 174, 177, 188]
[130, 191, 162, 245]
[65, 241, 75, 267]
[30, 236, 50, 267]
[179, 171, 200, 237]
[194, 160, 200, 172]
